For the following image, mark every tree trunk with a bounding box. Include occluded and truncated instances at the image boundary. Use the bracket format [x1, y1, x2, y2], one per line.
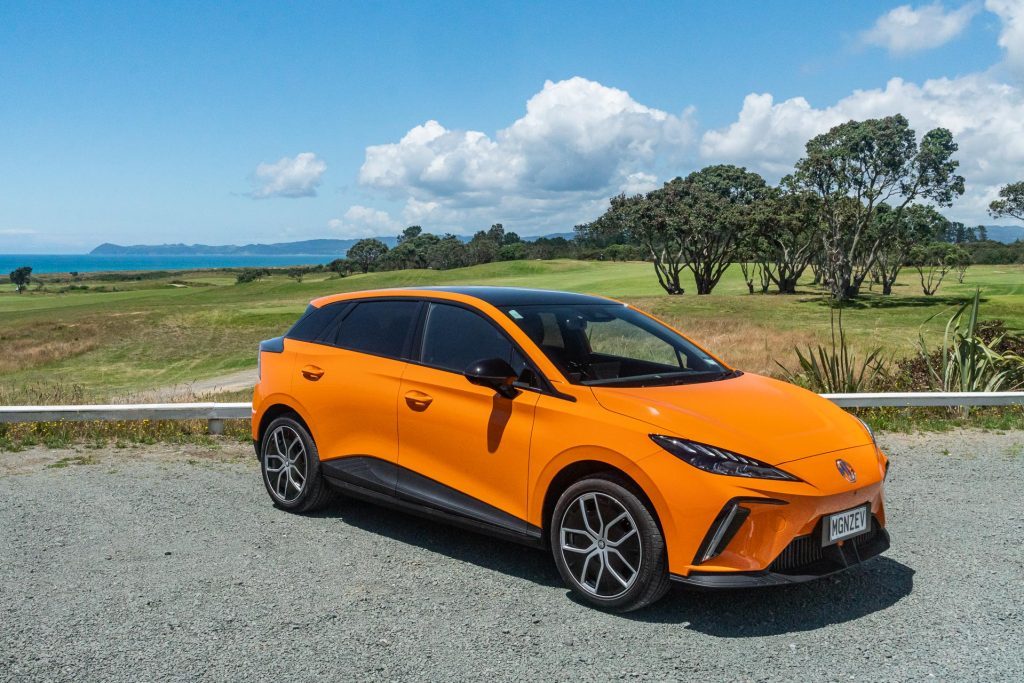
[881, 281, 893, 295]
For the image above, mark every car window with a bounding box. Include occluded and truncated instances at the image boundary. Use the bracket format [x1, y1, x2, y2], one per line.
[286, 303, 348, 343]
[331, 300, 420, 359]
[502, 304, 728, 387]
[420, 303, 517, 373]
[586, 317, 682, 367]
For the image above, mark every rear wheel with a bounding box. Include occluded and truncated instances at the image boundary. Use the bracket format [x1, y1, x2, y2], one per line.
[260, 415, 332, 513]
[550, 474, 670, 612]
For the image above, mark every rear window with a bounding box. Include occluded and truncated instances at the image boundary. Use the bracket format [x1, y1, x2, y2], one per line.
[286, 303, 348, 343]
[330, 300, 420, 360]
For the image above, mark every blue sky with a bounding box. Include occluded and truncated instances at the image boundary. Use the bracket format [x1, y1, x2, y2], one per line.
[1, 1, 1021, 252]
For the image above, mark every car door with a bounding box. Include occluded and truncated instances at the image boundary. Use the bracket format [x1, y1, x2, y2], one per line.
[397, 301, 540, 533]
[290, 299, 422, 494]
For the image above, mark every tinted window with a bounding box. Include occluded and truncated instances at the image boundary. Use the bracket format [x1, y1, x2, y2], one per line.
[332, 301, 420, 359]
[420, 303, 522, 374]
[286, 303, 348, 343]
[503, 304, 729, 387]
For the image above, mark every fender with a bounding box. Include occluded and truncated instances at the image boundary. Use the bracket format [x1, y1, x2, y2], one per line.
[253, 393, 318, 448]
[528, 444, 678, 547]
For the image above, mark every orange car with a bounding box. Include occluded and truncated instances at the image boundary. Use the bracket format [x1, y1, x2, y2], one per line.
[252, 287, 889, 611]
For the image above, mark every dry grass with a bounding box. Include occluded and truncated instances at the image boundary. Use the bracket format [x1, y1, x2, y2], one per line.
[0, 320, 104, 373]
[652, 311, 823, 376]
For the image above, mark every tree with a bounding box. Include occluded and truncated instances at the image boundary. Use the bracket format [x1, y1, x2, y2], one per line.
[793, 115, 964, 300]
[9, 266, 32, 293]
[750, 183, 821, 294]
[287, 268, 306, 283]
[871, 203, 948, 295]
[235, 268, 268, 284]
[325, 258, 351, 276]
[908, 242, 968, 295]
[955, 249, 972, 283]
[585, 192, 687, 294]
[397, 225, 423, 243]
[659, 165, 768, 295]
[425, 234, 469, 270]
[989, 181, 1024, 221]
[347, 238, 389, 273]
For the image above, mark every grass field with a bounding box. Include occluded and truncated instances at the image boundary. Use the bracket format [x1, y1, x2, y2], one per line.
[1, 259, 1023, 403]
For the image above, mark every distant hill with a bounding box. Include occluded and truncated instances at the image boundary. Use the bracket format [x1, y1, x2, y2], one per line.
[983, 225, 1024, 244]
[90, 238, 396, 257]
[91, 232, 575, 257]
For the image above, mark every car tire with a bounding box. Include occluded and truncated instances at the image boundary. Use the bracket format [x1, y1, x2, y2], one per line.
[260, 415, 333, 513]
[550, 473, 670, 612]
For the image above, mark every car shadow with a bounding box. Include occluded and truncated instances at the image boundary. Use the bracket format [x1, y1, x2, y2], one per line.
[311, 497, 914, 635]
[600, 556, 914, 635]
[310, 497, 562, 587]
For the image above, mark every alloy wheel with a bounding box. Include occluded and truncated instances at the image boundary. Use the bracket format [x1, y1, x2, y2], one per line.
[263, 425, 307, 503]
[559, 491, 642, 599]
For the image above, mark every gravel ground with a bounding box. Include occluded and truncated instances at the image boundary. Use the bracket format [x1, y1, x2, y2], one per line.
[1, 431, 1022, 682]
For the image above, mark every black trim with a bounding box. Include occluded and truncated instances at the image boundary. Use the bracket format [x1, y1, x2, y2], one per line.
[693, 497, 788, 565]
[673, 526, 890, 589]
[320, 456, 544, 548]
[259, 336, 285, 353]
[413, 286, 613, 307]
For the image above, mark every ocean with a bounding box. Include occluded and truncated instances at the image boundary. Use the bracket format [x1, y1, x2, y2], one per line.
[0, 253, 330, 275]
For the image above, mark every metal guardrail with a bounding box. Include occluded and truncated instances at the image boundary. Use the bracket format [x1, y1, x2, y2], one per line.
[821, 391, 1024, 408]
[0, 402, 251, 435]
[0, 393, 1022, 434]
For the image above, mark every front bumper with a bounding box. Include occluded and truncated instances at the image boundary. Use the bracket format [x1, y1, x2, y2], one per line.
[671, 518, 890, 589]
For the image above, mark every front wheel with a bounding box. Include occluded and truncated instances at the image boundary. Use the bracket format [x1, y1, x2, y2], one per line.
[550, 474, 670, 611]
[260, 415, 332, 513]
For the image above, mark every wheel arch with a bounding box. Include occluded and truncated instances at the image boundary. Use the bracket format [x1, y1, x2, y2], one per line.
[255, 400, 313, 455]
[534, 450, 675, 550]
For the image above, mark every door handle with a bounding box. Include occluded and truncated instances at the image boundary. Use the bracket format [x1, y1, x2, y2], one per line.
[301, 365, 325, 381]
[404, 390, 433, 409]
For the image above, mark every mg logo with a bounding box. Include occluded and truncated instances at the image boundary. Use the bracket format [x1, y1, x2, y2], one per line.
[835, 459, 857, 483]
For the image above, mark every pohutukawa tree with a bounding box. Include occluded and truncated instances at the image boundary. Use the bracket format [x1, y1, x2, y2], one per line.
[592, 192, 688, 295]
[908, 242, 970, 296]
[793, 115, 964, 300]
[870, 203, 949, 295]
[9, 266, 32, 293]
[750, 182, 821, 294]
[666, 164, 768, 295]
[347, 238, 389, 273]
[989, 181, 1024, 222]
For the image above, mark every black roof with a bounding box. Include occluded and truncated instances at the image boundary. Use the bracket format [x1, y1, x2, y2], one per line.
[416, 286, 613, 306]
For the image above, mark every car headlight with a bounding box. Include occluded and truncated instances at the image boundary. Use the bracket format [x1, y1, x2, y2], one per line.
[857, 416, 889, 479]
[649, 434, 801, 481]
[856, 416, 875, 443]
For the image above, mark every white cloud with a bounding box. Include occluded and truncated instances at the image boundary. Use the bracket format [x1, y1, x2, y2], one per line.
[358, 77, 694, 232]
[327, 205, 400, 238]
[249, 152, 327, 199]
[986, 0, 1024, 76]
[700, 74, 1024, 223]
[861, 2, 978, 54]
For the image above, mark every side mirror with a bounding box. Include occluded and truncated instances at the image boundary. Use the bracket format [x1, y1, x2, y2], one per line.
[464, 358, 520, 398]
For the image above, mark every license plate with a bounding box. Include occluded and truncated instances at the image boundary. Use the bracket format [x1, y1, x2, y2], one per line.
[822, 505, 870, 545]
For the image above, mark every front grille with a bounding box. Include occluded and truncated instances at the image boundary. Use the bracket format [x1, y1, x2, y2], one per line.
[770, 534, 823, 572]
[769, 519, 879, 574]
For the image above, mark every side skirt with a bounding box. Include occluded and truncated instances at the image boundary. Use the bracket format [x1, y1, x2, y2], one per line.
[321, 456, 545, 549]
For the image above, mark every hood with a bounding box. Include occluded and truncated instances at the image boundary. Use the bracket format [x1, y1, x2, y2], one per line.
[592, 372, 870, 465]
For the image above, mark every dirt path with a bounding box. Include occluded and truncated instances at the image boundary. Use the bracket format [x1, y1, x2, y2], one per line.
[127, 367, 257, 402]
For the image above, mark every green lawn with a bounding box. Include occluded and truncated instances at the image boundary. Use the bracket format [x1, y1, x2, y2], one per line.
[1, 259, 1021, 401]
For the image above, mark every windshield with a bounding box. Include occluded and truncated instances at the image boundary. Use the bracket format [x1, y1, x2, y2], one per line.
[501, 303, 734, 387]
